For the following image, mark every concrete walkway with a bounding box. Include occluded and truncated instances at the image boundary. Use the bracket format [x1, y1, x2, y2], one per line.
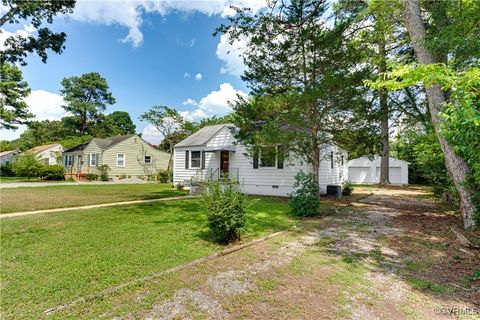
[0, 195, 194, 219]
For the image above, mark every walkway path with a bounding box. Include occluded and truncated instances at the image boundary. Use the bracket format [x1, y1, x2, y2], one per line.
[0, 195, 193, 218]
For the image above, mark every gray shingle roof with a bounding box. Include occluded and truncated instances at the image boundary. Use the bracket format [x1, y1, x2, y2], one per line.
[175, 124, 233, 148]
[92, 134, 135, 150]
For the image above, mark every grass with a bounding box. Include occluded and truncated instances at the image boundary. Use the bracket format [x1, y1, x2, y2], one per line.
[0, 176, 44, 183]
[406, 278, 453, 293]
[0, 183, 187, 213]
[0, 196, 295, 319]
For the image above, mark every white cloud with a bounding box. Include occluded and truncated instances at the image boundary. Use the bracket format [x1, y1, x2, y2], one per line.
[141, 124, 163, 145]
[66, 0, 267, 48]
[182, 98, 198, 106]
[0, 90, 66, 140]
[184, 72, 191, 79]
[181, 83, 247, 121]
[216, 33, 247, 77]
[0, 24, 35, 50]
[189, 38, 196, 47]
[195, 73, 203, 81]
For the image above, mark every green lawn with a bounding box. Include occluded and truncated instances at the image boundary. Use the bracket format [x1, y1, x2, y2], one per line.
[0, 183, 186, 213]
[0, 197, 294, 319]
[0, 177, 44, 183]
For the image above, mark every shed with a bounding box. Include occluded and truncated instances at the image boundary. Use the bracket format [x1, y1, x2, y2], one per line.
[347, 156, 409, 185]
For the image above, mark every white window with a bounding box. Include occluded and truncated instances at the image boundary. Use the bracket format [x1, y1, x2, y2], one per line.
[117, 153, 125, 167]
[190, 151, 201, 168]
[144, 155, 152, 164]
[89, 154, 96, 166]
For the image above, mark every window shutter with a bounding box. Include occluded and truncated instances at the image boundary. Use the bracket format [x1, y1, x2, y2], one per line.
[277, 146, 284, 169]
[64, 155, 67, 166]
[96, 154, 100, 166]
[185, 151, 189, 169]
[330, 151, 334, 169]
[253, 147, 259, 169]
[201, 151, 205, 169]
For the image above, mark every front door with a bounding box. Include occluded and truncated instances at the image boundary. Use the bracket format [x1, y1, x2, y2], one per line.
[77, 155, 83, 172]
[220, 151, 229, 177]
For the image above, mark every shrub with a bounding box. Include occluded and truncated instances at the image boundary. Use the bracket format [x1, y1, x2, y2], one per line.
[0, 163, 15, 177]
[342, 181, 353, 196]
[289, 171, 320, 217]
[66, 177, 76, 182]
[40, 165, 65, 180]
[86, 173, 98, 181]
[203, 181, 248, 243]
[156, 169, 170, 183]
[97, 165, 110, 181]
[176, 183, 184, 191]
[12, 153, 43, 180]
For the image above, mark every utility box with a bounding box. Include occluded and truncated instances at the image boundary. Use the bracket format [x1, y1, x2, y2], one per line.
[326, 185, 342, 197]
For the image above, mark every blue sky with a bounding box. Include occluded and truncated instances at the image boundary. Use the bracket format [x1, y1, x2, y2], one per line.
[0, 1, 260, 144]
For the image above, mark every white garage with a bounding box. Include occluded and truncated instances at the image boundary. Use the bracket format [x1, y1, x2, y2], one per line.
[348, 156, 409, 185]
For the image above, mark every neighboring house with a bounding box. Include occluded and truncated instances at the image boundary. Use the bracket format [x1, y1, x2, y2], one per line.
[25, 143, 63, 165]
[347, 156, 409, 185]
[173, 124, 348, 197]
[0, 150, 20, 164]
[63, 134, 170, 180]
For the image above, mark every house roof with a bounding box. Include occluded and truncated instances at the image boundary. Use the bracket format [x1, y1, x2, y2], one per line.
[91, 134, 135, 149]
[63, 142, 90, 153]
[175, 124, 234, 148]
[0, 150, 19, 157]
[25, 143, 60, 154]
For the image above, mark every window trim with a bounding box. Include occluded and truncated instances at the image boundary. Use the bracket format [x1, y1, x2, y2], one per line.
[66, 154, 73, 166]
[89, 153, 96, 167]
[144, 155, 152, 164]
[190, 151, 201, 169]
[116, 153, 125, 167]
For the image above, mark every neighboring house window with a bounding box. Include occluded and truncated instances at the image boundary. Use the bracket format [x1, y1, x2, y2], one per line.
[144, 155, 152, 164]
[89, 154, 97, 166]
[117, 153, 125, 167]
[190, 151, 201, 168]
[260, 146, 276, 168]
[65, 155, 73, 166]
[43, 158, 49, 165]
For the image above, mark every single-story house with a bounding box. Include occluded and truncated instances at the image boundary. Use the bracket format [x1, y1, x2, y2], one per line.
[25, 143, 63, 165]
[62, 134, 170, 180]
[173, 124, 348, 197]
[347, 156, 409, 185]
[0, 149, 20, 164]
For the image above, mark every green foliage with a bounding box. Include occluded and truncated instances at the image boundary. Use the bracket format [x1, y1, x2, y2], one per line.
[0, 163, 15, 177]
[0, 63, 33, 129]
[86, 173, 98, 181]
[97, 165, 110, 181]
[342, 182, 353, 196]
[61, 72, 116, 135]
[203, 181, 248, 243]
[12, 152, 43, 180]
[0, 140, 13, 152]
[39, 165, 65, 180]
[0, 0, 75, 65]
[289, 171, 320, 217]
[176, 183, 184, 191]
[156, 169, 170, 183]
[106, 111, 136, 135]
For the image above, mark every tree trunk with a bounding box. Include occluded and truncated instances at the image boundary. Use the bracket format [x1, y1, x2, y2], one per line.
[402, 0, 477, 229]
[311, 130, 320, 198]
[0, 7, 18, 27]
[378, 31, 390, 185]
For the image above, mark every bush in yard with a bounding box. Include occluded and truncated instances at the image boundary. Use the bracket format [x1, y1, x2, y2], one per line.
[86, 173, 98, 181]
[342, 181, 353, 196]
[97, 165, 110, 181]
[156, 169, 169, 183]
[0, 163, 15, 177]
[40, 165, 65, 180]
[12, 153, 43, 180]
[289, 171, 320, 217]
[203, 180, 248, 243]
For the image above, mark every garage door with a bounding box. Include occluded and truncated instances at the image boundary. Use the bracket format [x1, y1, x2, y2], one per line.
[348, 167, 371, 183]
[375, 167, 402, 184]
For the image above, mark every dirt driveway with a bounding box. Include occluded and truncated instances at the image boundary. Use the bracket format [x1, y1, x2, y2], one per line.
[55, 186, 480, 319]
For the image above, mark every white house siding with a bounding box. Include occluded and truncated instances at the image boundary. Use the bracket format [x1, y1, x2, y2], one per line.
[102, 136, 169, 178]
[0, 151, 19, 164]
[36, 145, 63, 165]
[347, 156, 408, 185]
[173, 126, 348, 197]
